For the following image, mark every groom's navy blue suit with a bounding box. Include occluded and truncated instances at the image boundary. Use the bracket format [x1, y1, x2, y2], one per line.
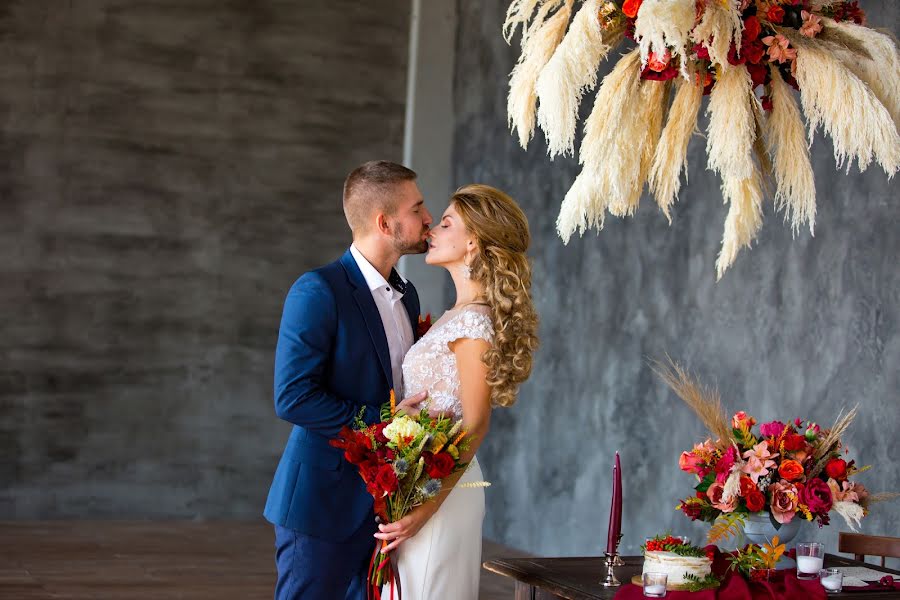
[264, 249, 420, 600]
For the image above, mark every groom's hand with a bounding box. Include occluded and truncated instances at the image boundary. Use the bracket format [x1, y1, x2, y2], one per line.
[374, 503, 438, 552]
[394, 391, 428, 417]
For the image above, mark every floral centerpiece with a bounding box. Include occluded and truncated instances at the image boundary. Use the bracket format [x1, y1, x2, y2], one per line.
[503, 0, 899, 278]
[329, 392, 487, 597]
[652, 358, 896, 544]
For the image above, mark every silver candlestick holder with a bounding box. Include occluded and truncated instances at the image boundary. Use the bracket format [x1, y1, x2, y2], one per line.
[601, 534, 624, 587]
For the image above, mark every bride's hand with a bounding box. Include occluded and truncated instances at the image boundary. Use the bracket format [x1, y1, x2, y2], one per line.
[374, 503, 439, 552]
[395, 391, 428, 417]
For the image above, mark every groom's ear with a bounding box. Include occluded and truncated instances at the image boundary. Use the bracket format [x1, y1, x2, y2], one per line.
[375, 212, 393, 237]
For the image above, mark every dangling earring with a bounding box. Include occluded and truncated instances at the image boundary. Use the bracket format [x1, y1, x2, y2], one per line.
[461, 262, 471, 279]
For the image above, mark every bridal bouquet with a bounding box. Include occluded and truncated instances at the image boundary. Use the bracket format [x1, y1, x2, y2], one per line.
[330, 392, 484, 599]
[653, 359, 895, 544]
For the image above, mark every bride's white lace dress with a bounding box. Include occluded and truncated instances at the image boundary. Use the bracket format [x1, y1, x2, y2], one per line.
[389, 304, 494, 600]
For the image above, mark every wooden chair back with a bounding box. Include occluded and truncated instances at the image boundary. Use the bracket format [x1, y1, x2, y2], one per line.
[838, 532, 900, 568]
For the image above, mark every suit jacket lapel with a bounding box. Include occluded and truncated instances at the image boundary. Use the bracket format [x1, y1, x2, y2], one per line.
[341, 250, 393, 390]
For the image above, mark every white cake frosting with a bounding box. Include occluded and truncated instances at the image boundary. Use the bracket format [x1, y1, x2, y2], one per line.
[642, 550, 712, 585]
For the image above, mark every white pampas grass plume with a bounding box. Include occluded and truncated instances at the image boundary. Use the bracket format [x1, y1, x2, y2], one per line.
[707, 66, 756, 181]
[649, 77, 703, 221]
[536, 0, 625, 157]
[691, 0, 742, 69]
[503, 0, 564, 45]
[634, 0, 696, 78]
[507, 2, 574, 148]
[721, 466, 742, 503]
[785, 32, 900, 177]
[716, 169, 764, 280]
[832, 501, 865, 531]
[820, 18, 900, 128]
[592, 77, 667, 218]
[766, 68, 817, 235]
[557, 169, 608, 243]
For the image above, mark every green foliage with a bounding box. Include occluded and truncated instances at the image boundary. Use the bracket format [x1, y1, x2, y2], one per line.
[682, 573, 722, 592]
[695, 472, 716, 494]
[732, 427, 757, 449]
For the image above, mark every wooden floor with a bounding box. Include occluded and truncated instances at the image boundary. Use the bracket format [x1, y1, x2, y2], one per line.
[1, 521, 530, 599]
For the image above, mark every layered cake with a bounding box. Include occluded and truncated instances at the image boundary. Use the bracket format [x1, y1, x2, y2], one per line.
[641, 535, 712, 586]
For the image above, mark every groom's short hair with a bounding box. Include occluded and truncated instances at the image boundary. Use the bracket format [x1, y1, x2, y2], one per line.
[343, 161, 417, 235]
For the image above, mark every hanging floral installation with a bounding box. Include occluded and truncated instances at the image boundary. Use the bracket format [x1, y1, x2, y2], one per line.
[504, 0, 899, 279]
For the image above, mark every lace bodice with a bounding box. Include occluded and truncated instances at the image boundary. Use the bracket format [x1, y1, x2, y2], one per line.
[401, 306, 494, 420]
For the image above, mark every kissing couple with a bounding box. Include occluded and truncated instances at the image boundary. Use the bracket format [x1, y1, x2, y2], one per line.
[264, 160, 539, 599]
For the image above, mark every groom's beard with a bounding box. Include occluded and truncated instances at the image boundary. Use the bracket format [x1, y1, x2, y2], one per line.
[391, 225, 429, 255]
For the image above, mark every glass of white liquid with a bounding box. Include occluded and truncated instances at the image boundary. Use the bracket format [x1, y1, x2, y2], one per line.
[820, 568, 843, 593]
[642, 572, 667, 597]
[796, 542, 825, 580]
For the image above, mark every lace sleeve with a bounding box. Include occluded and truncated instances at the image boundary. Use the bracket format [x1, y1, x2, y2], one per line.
[438, 310, 494, 348]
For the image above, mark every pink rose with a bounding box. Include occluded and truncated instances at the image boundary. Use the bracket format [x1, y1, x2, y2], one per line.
[732, 411, 757, 429]
[707, 481, 737, 513]
[801, 478, 834, 515]
[680, 451, 704, 475]
[769, 480, 800, 524]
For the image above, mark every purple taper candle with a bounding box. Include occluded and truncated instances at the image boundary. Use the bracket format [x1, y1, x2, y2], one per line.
[606, 452, 622, 554]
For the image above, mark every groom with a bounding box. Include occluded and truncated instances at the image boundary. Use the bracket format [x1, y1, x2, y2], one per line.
[264, 161, 434, 599]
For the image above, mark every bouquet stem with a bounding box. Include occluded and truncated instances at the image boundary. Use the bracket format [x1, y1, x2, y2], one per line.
[367, 538, 401, 600]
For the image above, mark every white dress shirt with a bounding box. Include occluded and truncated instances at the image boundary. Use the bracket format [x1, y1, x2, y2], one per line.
[349, 244, 415, 396]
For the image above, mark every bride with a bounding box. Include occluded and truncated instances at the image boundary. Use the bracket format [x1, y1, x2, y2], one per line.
[376, 184, 539, 599]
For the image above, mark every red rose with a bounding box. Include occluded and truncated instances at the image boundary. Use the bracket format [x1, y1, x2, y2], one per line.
[767, 6, 785, 23]
[641, 65, 678, 81]
[622, 0, 643, 18]
[783, 433, 806, 451]
[360, 464, 378, 481]
[373, 422, 389, 444]
[825, 458, 848, 481]
[427, 452, 456, 479]
[739, 476, 756, 498]
[778, 459, 805, 482]
[743, 16, 761, 42]
[375, 464, 399, 494]
[761, 95, 774, 112]
[679, 499, 705, 520]
[746, 63, 768, 88]
[727, 42, 745, 66]
[743, 41, 766, 65]
[745, 488, 766, 512]
[800, 478, 833, 515]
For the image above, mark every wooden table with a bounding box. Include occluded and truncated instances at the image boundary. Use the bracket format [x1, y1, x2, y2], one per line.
[483, 554, 900, 600]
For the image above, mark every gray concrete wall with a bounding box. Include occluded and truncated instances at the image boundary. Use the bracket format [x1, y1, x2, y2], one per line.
[454, 0, 900, 563]
[1, 0, 410, 518]
[398, 0, 457, 316]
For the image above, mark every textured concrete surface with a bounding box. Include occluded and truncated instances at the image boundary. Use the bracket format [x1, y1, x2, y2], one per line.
[1, 0, 410, 518]
[454, 0, 900, 565]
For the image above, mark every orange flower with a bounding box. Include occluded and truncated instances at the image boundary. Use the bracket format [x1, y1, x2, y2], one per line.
[622, 0, 643, 18]
[778, 459, 805, 482]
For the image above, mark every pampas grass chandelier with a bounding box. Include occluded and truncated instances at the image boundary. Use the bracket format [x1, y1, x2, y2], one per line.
[505, 0, 899, 279]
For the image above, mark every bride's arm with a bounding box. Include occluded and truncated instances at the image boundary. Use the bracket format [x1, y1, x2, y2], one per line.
[375, 336, 492, 552]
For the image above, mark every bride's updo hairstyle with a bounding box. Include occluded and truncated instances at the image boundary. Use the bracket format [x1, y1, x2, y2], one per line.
[451, 184, 539, 408]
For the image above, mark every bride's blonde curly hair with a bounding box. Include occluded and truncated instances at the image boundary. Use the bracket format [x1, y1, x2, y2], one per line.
[452, 184, 539, 408]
